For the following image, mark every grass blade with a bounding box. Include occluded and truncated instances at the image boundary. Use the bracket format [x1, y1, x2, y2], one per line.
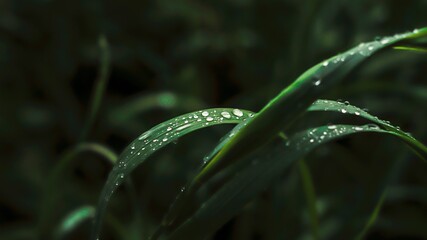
[91, 108, 255, 240]
[54, 206, 95, 239]
[160, 28, 427, 231]
[166, 99, 427, 239]
[166, 124, 402, 239]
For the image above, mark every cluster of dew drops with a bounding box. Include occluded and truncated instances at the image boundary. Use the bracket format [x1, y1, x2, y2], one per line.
[286, 97, 417, 151]
[105, 108, 255, 198]
[313, 28, 421, 87]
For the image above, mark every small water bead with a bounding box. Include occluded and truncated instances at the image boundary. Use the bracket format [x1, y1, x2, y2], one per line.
[177, 123, 192, 131]
[413, 28, 419, 34]
[202, 111, 209, 117]
[138, 132, 150, 140]
[354, 126, 364, 131]
[309, 139, 314, 143]
[120, 173, 124, 179]
[167, 127, 172, 131]
[380, 38, 390, 44]
[341, 109, 347, 114]
[163, 138, 168, 142]
[232, 109, 244, 117]
[221, 111, 231, 119]
[366, 124, 380, 130]
[206, 116, 214, 122]
[314, 79, 322, 86]
[354, 111, 360, 116]
[322, 61, 329, 67]
[328, 125, 337, 129]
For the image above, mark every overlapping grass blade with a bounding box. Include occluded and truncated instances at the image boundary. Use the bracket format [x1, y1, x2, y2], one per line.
[163, 99, 427, 239]
[309, 99, 427, 159]
[159, 28, 427, 232]
[167, 121, 426, 239]
[91, 108, 255, 240]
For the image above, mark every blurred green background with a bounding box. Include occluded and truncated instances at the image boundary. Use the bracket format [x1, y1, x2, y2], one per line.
[1, 0, 427, 239]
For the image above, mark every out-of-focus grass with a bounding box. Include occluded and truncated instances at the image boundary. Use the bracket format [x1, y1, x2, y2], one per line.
[1, 1, 427, 239]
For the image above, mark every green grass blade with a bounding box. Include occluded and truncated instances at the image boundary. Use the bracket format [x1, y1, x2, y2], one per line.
[80, 35, 111, 141]
[38, 143, 117, 239]
[308, 99, 427, 159]
[298, 159, 319, 240]
[54, 206, 95, 239]
[166, 124, 404, 240]
[160, 28, 427, 231]
[197, 28, 427, 186]
[355, 189, 388, 240]
[91, 108, 255, 240]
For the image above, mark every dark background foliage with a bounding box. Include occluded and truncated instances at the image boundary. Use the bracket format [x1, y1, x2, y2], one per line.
[1, 0, 427, 239]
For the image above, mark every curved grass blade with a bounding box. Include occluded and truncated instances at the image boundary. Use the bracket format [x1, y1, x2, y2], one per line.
[160, 28, 427, 230]
[54, 206, 95, 239]
[308, 99, 427, 160]
[91, 108, 255, 240]
[166, 124, 403, 240]
[80, 35, 111, 141]
[194, 28, 427, 190]
[166, 100, 427, 239]
[38, 143, 117, 238]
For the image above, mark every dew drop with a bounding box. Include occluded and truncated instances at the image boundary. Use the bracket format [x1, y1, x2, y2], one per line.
[206, 116, 214, 122]
[202, 111, 209, 117]
[163, 138, 168, 142]
[354, 126, 364, 131]
[354, 111, 360, 116]
[322, 61, 329, 67]
[309, 139, 314, 143]
[232, 109, 244, 117]
[328, 125, 337, 129]
[177, 123, 192, 131]
[341, 109, 347, 113]
[167, 127, 172, 131]
[314, 79, 322, 86]
[221, 111, 231, 119]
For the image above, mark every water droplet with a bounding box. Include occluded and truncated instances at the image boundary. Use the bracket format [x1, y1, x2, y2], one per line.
[232, 109, 244, 117]
[354, 111, 360, 116]
[167, 127, 172, 131]
[202, 111, 209, 117]
[221, 111, 231, 119]
[138, 133, 150, 140]
[314, 79, 322, 86]
[309, 139, 314, 143]
[413, 29, 419, 34]
[366, 124, 380, 130]
[328, 125, 337, 129]
[380, 38, 390, 44]
[177, 123, 192, 131]
[120, 173, 124, 179]
[206, 116, 213, 122]
[163, 138, 168, 142]
[341, 109, 347, 113]
[354, 126, 364, 131]
[322, 61, 329, 67]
